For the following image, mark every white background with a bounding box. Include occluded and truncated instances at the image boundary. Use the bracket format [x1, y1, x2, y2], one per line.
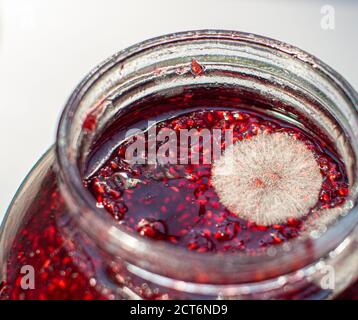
[0, 0, 357, 224]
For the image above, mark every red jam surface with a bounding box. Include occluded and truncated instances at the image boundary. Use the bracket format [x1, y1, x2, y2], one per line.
[1, 94, 356, 300]
[85, 108, 348, 254]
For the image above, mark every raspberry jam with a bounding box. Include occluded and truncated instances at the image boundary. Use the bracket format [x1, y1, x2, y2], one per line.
[0, 93, 356, 300]
[85, 106, 348, 254]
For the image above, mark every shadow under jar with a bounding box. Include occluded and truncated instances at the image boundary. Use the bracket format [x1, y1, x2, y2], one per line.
[0, 30, 358, 300]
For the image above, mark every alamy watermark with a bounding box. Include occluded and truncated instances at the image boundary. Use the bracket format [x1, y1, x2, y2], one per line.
[321, 5, 335, 30]
[318, 262, 336, 290]
[124, 121, 234, 169]
[20, 265, 35, 290]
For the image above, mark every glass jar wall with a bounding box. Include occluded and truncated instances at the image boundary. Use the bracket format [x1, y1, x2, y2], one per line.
[0, 30, 357, 300]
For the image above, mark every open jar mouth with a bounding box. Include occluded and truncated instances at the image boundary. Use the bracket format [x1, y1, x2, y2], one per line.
[56, 30, 358, 286]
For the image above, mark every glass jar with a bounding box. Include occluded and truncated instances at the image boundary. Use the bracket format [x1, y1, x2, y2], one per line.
[0, 30, 357, 300]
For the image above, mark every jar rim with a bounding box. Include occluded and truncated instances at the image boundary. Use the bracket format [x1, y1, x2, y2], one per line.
[56, 29, 358, 285]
